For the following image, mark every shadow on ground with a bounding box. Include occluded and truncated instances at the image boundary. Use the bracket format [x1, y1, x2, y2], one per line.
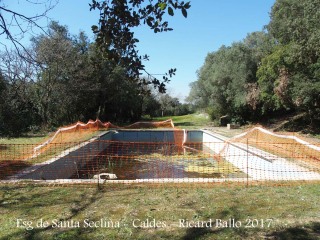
[180, 222, 320, 240]
[0, 160, 32, 180]
[267, 222, 320, 240]
[0, 188, 102, 240]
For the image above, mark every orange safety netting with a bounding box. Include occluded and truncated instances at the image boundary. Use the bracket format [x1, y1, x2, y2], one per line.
[0, 118, 185, 180]
[1, 123, 319, 186]
[33, 119, 177, 157]
[2, 139, 320, 185]
[219, 126, 320, 170]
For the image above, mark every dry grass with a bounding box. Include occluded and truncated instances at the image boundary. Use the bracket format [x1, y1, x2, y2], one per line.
[0, 183, 319, 240]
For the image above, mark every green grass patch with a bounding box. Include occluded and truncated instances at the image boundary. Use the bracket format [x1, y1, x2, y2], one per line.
[0, 183, 319, 240]
[152, 114, 245, 138]
[0, 135, 48, 145]
[152, 113, 212, 129]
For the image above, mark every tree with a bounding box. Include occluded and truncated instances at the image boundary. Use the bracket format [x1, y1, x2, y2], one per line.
[189, 43, 259, 122]
[0, 49, 42, 133]
[32, 22, 80, 126]
[188, 31, 276, 123]
[0, 55, 40, 136]
[258, 0, 320, 123]
[0, 0, 58, 59]
[268, 0, 320, 63]
[0, 1, 192, 134]
[89, 0, 190, 93]
[186, 81, 207, 110]
[28, 22, 97, 126]
[0, 71, 7, 134]
[257, 45, 295, 113]
[142, 93, 161, 117]
[86, 43, 144, 122]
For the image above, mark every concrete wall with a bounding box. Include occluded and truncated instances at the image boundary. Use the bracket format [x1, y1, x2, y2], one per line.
[186, 130, 203, 143]
[112, 130, 174, 142]
[113, 129, 203, 143]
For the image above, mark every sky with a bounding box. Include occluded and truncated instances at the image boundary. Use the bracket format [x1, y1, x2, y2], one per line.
[1, 0, 275, 101]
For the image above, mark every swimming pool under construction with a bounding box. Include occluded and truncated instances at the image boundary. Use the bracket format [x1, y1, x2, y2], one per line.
[5, 129, 320, 184]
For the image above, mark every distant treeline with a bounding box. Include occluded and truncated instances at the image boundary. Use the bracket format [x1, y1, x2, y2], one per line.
[187, 0, 319, 128]
[0, 22, 192, 136]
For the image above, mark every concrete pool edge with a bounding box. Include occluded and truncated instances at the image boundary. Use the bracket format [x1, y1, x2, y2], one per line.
[5, 128, 320, 183]
[2, 177, 320, 186]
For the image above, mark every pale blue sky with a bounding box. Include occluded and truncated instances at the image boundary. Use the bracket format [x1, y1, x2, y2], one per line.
[1, 0, 275, 101]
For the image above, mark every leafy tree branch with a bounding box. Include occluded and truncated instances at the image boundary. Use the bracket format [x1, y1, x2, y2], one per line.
[89, 0, 190, 93]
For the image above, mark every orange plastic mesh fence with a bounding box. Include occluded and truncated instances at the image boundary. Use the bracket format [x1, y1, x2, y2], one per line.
[32, 119, 175, 158]
[1, 139, 319, 186]
[173, 129, 187, 147]
[219, 127, 320, 171]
